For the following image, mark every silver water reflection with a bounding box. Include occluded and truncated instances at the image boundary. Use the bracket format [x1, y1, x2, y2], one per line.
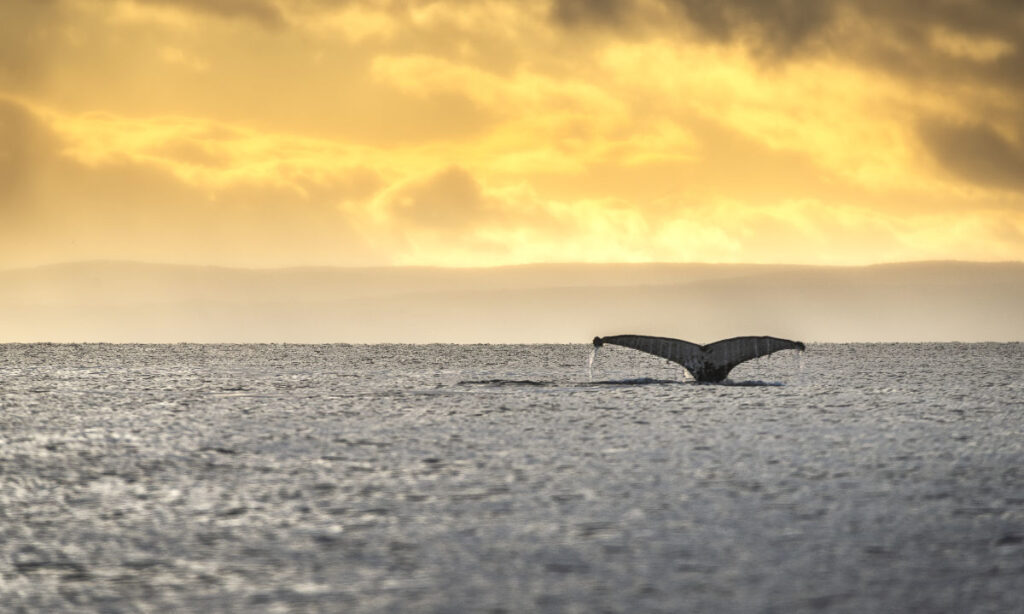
[1, 343, 1022, 612]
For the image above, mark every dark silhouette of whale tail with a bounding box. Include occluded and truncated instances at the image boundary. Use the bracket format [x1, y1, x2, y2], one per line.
[593, 334, 805, 383]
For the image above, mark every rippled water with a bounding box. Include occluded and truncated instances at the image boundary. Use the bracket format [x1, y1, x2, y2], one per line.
[1, 343, 1022, 613]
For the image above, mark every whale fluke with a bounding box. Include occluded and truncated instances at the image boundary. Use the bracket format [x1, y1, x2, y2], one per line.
[592, 334, 805, 383]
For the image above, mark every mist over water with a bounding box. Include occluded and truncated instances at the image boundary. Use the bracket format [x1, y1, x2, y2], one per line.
[2, 261, 1023, 343]
[1, 343, 1023, 612]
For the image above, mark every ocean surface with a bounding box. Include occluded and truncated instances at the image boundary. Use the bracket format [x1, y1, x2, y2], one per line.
[1, 343, 1022, 613]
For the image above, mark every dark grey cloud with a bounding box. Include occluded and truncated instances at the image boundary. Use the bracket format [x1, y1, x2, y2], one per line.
[549, 0, 1024, 69]
[550, 0, 837, 56]
[847, 1, 1024, 95]
[667, 0, 837, 56]
[919, 120, 1024, 192]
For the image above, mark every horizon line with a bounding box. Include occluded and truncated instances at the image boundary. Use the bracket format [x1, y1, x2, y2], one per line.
[4, 258, 1024, 274]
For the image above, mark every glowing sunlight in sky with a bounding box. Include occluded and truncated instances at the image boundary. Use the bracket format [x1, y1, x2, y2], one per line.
[2, 0, 1023, 268]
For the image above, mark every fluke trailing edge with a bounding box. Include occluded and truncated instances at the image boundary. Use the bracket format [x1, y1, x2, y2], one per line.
[592, 335, 806, 383]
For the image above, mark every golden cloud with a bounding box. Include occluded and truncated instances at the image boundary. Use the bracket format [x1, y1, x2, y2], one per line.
[1, 0, 1022, 269]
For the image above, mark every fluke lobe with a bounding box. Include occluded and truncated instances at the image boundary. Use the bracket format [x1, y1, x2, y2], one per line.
[592, 334, 805, 383]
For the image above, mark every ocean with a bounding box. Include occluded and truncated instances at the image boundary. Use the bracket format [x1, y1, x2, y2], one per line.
[1, 343, 1022, 612]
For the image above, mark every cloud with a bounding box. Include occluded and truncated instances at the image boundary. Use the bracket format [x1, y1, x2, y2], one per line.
[550, 0, 625, 27]
[134, 0, 286, 28]
[370, 53, 697, 173]
[298, 2, 398, 42]
[0, 101, 41, 187]
[549, 0, 1024, 117]
[41, 106, 388, 198]
[566, 1, 1021, 195]
[550, 0, 1023, 60]
[158, 46, 209, 72]
[919, 120, 1024, 192]
[929, 25, 1014, 62]
[0, 0, 63, 89]
[374, 166, 487, 230]
[550, 0, 837, 56]
[0, 100, 53, 218]
[2, 0, 1023, 268]
[347, 163, 1024, 267]
[0, 99, 381, 267]
[5, 97, 1024, 269]
[664, 0, 837, 56]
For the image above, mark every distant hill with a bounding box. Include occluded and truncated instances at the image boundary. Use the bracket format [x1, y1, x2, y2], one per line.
[1, 261, 1022, 342]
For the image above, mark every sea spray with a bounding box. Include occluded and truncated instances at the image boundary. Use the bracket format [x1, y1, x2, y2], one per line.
[797, 346, 806, 386]
[588, 346, 597, 382]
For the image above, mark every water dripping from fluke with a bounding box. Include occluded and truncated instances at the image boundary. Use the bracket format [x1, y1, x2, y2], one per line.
[588, 346, 597, 382]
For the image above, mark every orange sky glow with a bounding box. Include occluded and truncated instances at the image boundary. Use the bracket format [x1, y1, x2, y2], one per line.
[2, 0, 1023, 268]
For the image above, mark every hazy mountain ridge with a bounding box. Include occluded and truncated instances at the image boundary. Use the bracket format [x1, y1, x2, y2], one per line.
[1, 261, 1022, 342]
[0, 260, 809, 305]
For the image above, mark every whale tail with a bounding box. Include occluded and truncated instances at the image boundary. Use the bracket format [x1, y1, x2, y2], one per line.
[593, 334, 805, 383]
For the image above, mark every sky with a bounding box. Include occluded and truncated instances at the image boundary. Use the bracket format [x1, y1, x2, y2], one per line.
[2, 0, 1023, 269]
